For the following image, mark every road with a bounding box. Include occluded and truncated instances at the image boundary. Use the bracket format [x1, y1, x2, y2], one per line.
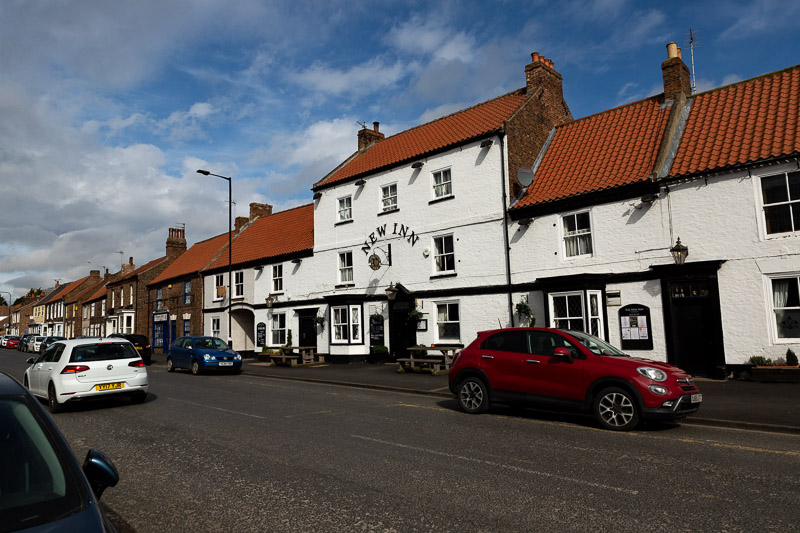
[2, 348, 799, 532]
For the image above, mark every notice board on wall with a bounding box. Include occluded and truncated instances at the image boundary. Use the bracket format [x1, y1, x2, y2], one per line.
[256, 322, 266, 347]
[618, 304, 653, 350]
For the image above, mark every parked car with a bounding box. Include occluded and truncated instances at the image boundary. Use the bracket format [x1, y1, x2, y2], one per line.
[27, 335, 46, 353]
[0, 371, 119, 531]
[5, 336, 20, 349]
[17, 334, 34, 352]
[39, 335, 67, 354]
[24, 338, 149, 413]
[167, 336, 242, 375]
[448, 328, 702, 431]
[108, 333, 152, 364]
[0, 335, 8, 347]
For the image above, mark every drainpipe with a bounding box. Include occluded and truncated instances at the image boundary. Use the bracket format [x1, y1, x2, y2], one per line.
[499, 136, 514, 325]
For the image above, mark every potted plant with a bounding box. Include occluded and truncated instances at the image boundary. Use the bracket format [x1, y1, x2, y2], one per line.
[515, 300, 535, 326]
[370, 312, 384, 322]
[408, 308, 423, 323]
[369, 344, 389, 364]
[314, 314, 326, 329]
[748, 350, 800, 383]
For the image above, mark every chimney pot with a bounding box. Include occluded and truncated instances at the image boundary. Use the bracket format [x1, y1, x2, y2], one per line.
[373, 121, 380, 133]
[531, 52, 539, 62]
[666, 42, 678, 59]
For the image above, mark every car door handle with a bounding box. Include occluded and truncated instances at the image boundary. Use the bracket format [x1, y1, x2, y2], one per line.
[481, 355, 494, 359]
[525, 359, 541, 364]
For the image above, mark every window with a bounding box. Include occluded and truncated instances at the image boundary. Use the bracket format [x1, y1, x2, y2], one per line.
[771, 276, 800, 339]
[381, 183, 398, 212]
[562, 211, 593, 258]
[183, 318, 191, 337]
[90, 303, 95, 317]
[129, 285, 134, 306]
[82, 306, 88, 320]
[271, 313, 286, 345]
[338, 196, 352, 222]
[214, 274, 224, 300]
[156, 288, 163, 311]
[587, 290, 604, 338]
[436, 302, 460, 342]
[482, 330, 529, 353]
[433, 168, 452, 198]
[101, 301, 106, 316]
[331, 305, 362, 344]
[272, 265, 283, 292]
[234, 271, 244, 298]
[111, 290, 115, 309]
[124, 315, 133, 334]
[761, 171, 800, 235]
[433, 235, 455, 273]
[550, 292, 585, 331]
[338, 252, 353, 284]
[211, 317, 220, 338]
[184, 281, 191, 304]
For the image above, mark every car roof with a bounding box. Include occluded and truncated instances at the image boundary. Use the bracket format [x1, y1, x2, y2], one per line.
[54, 337, 132, 347]
[0, 371, 26, 396]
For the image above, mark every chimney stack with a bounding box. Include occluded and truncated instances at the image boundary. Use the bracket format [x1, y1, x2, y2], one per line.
[357, 122, 385, 151]
[166, 227, 187, 260]
[235, 216, 249, 234]
[662, 41, 691, 101]
[249, 202, 273, 222]
[525, 51, 565, 99]
[121, 257, 135, 274]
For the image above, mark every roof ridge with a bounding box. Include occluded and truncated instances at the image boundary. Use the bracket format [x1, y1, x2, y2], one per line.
[561, 94, 665, 128]
[690, 62, 800, 98]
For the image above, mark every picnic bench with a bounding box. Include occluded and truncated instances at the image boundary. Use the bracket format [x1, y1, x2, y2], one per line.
[269, 346, 320, 366]
[397, 345, 462, 375]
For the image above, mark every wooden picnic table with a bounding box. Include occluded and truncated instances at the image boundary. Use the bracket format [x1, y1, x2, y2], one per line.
[269, 346, 320, 366]
[396, 344, 463, 375]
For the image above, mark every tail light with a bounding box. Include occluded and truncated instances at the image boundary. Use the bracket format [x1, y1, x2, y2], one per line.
[62, 365, 90, 374]
[128, 359, 145, 367]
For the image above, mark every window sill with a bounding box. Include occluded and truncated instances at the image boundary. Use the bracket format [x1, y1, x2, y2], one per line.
[335, 219, 354, 226]
[269, 292, 284, 296]
[335, 283, 355, 289]
[378, 208, 399, 217]
[430, 272, 457, 279]
[429, 195, 454, 205]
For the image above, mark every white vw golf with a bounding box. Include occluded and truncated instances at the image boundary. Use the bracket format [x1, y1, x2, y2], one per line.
[24, 338, 149, 413]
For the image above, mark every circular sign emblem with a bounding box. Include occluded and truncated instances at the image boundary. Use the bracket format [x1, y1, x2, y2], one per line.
[368, 253, 382, 271]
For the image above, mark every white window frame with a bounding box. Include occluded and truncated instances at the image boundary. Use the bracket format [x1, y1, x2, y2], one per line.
[214, 274, 224, 301]
[381, 183, 398, 212]
[561, 210, 594, 259]
[587, 290, 604, 338]
[433, 234, 456, 274]
[432, 167, 453, 199]
[757, 168, 800, 238]
[111, 290, 115, 309]
[124, 314, 133, 334]
[271, 312, 287, 345]
[101, 300, 106, 317]
[234, 270, 244, 298]
[435, 301, 460, 343]
[330, 304, 362, 345]
[272, 264, 283, 293]
[767, 274, 800, 342]
[547, 290, 607, 340]
[338, 251, 354, 285]
[211, 317, 220, 338]
[338, 195, 352, 222]
[90, 302, 95, 317]
[129, 285, 134, 306]
[156, 288, 163, 311]
[184, 281, 192, 305]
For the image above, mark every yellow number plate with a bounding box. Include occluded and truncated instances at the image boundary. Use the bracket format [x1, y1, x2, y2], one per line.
[96, 382, 124, 391]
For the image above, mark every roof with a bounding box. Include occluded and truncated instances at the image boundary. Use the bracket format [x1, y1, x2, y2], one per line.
[670, 64, 800, 177]
[110, 256, 166, 285]
[67, 278, 105, 304]
[318, 89, 531, 187]
[512, 95, 671, 209]
[40, 277, 87, 305]
[86, 284, 108, 303]
[206, 204, 314, 270]
[149, 232, 231, 286]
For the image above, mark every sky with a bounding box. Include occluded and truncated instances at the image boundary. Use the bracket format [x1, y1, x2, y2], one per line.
[1, 0, 799, 302]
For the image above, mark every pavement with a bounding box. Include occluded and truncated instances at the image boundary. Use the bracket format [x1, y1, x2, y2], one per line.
[226, 358, 800, 435]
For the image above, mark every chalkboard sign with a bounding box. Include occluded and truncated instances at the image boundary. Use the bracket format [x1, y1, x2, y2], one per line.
[256, 322, 266, 347]
[369, 316, 385, 346]
[618, 304, 653, 350]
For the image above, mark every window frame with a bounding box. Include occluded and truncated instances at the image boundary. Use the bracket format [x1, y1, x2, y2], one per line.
[271, 312, 287, 345]
[432, 167, 453, 200]
[234, 270, 244, 298]
[337, 195, 353, 223]
[767, 274, 800, 342]
[381, 183, 398, 212]
[211, 317, 220, 338]
[547, 290, 607, 340]
[272, 264, 284, 293]
[560, 209, 594, 259]
[330, 304, 363, 345]
[758, 169, 800, 238]
[338, 251, 354, 285]
[156, 288, 163, 311]
[184, 281, 192, 305]
[435, 301, 460, 343]
[432, 234, 456, 275]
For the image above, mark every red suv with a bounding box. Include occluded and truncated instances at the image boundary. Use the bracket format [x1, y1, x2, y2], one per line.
[448, 328, 702, 431]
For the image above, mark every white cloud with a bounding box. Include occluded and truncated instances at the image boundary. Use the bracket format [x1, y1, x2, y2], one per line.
[719, 0, 800, 41]
[155, 102, 217, 143]
[286, 58, 407, 98]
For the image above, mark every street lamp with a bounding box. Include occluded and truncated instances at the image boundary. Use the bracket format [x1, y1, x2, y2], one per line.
[670, 237, 689, 265]
[197, 169, 233, 348]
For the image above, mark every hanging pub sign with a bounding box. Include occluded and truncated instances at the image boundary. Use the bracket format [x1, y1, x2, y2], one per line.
[256, 322, 266, 347]
[618, 304, 653, 350]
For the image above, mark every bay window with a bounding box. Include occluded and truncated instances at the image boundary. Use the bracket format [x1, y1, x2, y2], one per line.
[331, 304, 362, 344]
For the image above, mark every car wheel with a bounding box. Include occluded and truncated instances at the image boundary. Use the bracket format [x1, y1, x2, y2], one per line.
[166, 358, 174, 372]
[191, 360, 200, 375]
[48, 383, 63, 414]
[594, 387, 639, 431]
[131, 392, 147, 404]
[457, 377, 490, 414]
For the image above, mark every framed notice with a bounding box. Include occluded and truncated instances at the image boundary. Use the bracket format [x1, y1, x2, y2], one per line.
[618, 304, 653, 350]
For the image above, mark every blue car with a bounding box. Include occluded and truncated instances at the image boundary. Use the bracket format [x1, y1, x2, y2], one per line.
[0, 371, 119, 532]
[166, 336, 242, 375]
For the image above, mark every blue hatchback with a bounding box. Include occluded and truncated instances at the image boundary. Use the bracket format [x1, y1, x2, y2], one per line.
[166, 336, 243, 375]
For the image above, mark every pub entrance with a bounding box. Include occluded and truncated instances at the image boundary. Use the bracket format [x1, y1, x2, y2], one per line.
[296, 308, 319, 351]
[388, 284, 416, 359]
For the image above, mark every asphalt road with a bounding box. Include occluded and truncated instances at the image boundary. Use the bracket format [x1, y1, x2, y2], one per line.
[2, 348, 799, 532]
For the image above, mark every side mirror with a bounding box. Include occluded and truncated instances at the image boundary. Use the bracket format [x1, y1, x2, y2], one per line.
[82, 449, 119, 498]
[553, 347, 574, 363]
[26, 357, 35, 365]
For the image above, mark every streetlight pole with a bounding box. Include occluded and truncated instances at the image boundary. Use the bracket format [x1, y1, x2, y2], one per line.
[197, 169, 233, 348]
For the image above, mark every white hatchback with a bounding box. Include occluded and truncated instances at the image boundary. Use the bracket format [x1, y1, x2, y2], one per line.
[24, 338, 149, 413]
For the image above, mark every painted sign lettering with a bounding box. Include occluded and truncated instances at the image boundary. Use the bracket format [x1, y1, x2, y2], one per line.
[362, 223, 419, 255]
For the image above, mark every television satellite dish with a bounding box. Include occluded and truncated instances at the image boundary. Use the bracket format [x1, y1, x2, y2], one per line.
[517, 168, 534, 187]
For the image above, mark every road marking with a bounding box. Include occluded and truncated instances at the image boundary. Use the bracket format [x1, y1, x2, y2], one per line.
[284, 410, 332, 419]
[351, 434, 639, 495]
[166, 397, 271, 420]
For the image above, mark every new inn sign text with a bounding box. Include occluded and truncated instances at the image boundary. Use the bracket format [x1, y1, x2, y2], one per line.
[361, 223, 419, 255]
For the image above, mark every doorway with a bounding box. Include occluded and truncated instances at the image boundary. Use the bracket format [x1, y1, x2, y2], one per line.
[388, 294, 417, 359]
[296, 309, 318, 350]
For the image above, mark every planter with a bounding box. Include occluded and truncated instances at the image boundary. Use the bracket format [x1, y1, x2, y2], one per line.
[751, 366, 800, 383]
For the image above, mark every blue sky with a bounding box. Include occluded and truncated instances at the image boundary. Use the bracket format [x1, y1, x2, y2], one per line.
[1, 0, 799, 302]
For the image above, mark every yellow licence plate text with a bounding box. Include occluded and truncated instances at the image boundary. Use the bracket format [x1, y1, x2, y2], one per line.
[96, 382, 124, 391]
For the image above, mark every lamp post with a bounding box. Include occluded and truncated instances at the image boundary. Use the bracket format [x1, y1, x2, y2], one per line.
[197, 169, 233, 348]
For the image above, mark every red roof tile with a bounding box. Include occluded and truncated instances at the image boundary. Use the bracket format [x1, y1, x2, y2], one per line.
[513, 96, 670, 208]
[318, 90, 530, 187]
[86, 284, 107, 302]
[671, 65, 800, 177]
[206, 204, 314, 270]
[68, 279, 106, 304]
[149, 233, 231, 285]
[111, 256, 167, 284]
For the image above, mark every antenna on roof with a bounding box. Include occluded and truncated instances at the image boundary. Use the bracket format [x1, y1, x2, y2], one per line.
[685, 28, 700, 94]
[176, 223, 185, 230]
[356, 121, 367, 130]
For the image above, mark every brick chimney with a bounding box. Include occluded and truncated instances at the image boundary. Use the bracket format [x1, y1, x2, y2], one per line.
[121, 257, 135, 274]
[357, 122, 384, 151]
[525, 52, 565, 100]
[166, 227, 187, 260]
[249, 202, 273, 222]
[235, 216, 249, 234]
[662, 42, 691, 101]
[89, 269, 101, 279]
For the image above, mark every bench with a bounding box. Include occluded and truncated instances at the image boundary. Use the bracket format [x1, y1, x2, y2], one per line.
[269, 346, 321, 366]
[396, 356, 447, 374]
[270, 353, 301, 366]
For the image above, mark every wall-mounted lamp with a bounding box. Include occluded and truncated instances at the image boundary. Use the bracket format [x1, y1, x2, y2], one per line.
[385, 282, 398, 301]
[670, 237, 689, 265]
[254, 266, 263, 272]
[480, 139, 493, 148]
[313, 191, 322, 200]
[411, 161, 424, 169]
[291, 258, 302, 264]
[266, 295, 278, 307]
[518, 218, 533, 226]
[640, 194, 657, 204]
[355, 179, 366, 186]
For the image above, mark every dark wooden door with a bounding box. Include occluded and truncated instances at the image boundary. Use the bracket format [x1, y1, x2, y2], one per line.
[389, 300, 416, 359]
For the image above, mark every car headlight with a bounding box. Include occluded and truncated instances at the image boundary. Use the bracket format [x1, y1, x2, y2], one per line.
[204, 354, 211, 361]
[637, 367, 667, 382]
[235, 354, 241, 360]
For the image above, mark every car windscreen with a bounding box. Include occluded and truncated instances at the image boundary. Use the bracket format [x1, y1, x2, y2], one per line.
[195, 338, 229, 350]
[0, 398, 84, 531]
[565, 330, 627, 356]
[69, 342, 140, 362]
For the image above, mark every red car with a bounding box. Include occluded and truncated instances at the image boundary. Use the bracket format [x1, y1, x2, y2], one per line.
[448, 328, 702, 431]
[5, 336, 20, 349]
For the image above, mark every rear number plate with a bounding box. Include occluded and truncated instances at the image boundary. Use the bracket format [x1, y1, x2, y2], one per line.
[219, 362, 233, 366]
[691, 393, 702, 403]
[96, 382, 124, 391]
